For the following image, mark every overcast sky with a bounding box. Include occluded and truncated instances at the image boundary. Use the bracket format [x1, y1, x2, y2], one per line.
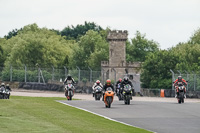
[0, 0, 199, 49]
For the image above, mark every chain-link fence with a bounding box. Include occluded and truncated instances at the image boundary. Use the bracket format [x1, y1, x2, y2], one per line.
[0, 65, 101, 84]
[171, 70, 200, 91]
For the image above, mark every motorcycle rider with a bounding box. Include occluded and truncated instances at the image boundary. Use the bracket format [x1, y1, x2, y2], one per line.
[92, 80, 103, 97]
[173, 76, 187, 98]
[6, 84, 11, 91]
[115, 78, 122, 96]
[1, 83, 5, 88]
[121, 77, 134, 97]
[102, 79, 114, 101]
[63, 75, 76, 98]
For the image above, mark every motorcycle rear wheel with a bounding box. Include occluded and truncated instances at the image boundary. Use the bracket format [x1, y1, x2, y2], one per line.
[178, 99, 181, 104]
[181, 98, 184, 103]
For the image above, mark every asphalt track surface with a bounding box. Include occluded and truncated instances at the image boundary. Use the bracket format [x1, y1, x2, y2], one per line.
[59, 99, 200, 133]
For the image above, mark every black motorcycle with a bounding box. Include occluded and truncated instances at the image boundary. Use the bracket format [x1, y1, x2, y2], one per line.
[177, 85, 185, 104]
[94, 86, 103, 100]
[116, 83, 123, 100]
[123, 84, 132, 105]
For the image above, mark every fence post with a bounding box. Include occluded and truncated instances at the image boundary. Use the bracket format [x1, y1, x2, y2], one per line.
[64, 66, 67, 78]
[52, 66, 54, 81]
[25, 65, 27, 82]
[38, 67, 40, 83]
[170, 69, 174, 90]
[39, 68, 45, 84]
[184, 70, 189, 91]
[76, 66, 80, 82]
[10, 65, 12, 82]
[88, 67, 92, 82]
[177, 70, 181, 76]
[192, 71, 196, 91]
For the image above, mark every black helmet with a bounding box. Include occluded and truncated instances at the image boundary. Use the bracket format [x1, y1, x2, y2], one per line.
[67, 74, 71, 78]
[178, 76, 182, 82]
[124, 77, 129, 82]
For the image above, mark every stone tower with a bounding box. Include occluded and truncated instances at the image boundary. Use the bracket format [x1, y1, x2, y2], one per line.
[101, 30, 128, 81]
[101, 30, 142, 92]
[107, 30, 128, 67]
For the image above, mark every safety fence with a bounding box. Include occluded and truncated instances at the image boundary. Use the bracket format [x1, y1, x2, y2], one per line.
[0, 66, 101, 84]
[170, 69, 200, 91]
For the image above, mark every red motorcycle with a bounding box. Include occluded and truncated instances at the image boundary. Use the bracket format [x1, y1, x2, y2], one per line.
[174, 82, 186, 104]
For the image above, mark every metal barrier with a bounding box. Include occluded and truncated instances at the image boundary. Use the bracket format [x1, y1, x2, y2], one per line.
[0, 66, 102, 84]
[170, 70, 200, 91]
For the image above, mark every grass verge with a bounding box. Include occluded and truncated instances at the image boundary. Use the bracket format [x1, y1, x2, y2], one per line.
[0, 96, 152, 133]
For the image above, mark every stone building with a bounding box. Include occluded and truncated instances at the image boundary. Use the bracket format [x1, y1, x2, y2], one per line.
[101, 30, 142, 92]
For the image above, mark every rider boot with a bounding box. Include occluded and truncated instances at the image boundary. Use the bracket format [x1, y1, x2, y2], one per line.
[65, 90, 68, 97]
[184, 88, 186, 98]
[102, 93, 104, 101]
[175, 87, 178, 98]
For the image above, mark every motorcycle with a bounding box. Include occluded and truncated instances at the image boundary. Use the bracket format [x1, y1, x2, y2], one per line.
[104, 87, 114, 108]
[0, 86, 5, 99]
[177, 83, 186, 104]
[123, 84, 132, 105]
[65, 83, 75, 100]
[116, 83, 123, 100]
[94, 86, 103, 100]
[4, 88, 11, 99]
[173, 81, 188, 104]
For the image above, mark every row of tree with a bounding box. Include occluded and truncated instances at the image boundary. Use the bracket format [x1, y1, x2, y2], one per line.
[0, 22, 200, 89]
[141, 29, 200, 89]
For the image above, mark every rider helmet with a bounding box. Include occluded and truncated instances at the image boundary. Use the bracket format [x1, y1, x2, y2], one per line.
[119, 78, 122, 82]
[178, 76, 182, 82]
[124, 77, 129, 82]
[106, 79, 111, 85]
[67, 74, 72, 79]
[1, 83, 5, 86]
[6, 84, 9, 87]
[96, 80, 100, 85]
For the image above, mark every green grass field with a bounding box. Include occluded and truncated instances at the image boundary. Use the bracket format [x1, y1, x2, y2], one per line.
[0, 96, 152, 133]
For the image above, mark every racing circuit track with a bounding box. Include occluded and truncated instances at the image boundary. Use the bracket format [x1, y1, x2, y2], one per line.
[58, 99, 200, 133]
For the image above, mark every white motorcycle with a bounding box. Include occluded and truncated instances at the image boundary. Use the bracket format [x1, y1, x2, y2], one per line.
[65, 83, 75, 100]
[0, 86, 6, 99]
[94, 86, 103, 100]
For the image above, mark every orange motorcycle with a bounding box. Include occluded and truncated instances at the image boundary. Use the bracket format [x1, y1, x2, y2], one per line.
[104, 87, 114, 108]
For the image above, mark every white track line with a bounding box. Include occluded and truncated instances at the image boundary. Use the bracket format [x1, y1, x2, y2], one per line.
[57, 101, 156, 133]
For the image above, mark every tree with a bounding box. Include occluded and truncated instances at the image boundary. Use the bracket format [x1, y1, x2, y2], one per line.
[141, 28, 200, 89]
[61, 21, 103, 40]
[70, 30, 109, 70]
[4, 28, 22, 39]
[3, 23, 75, 68]
[189, 28, 200, 45]
[141, 50, 179, 89]
[126, 31, 159, 62]
[0, 38, 7, 66]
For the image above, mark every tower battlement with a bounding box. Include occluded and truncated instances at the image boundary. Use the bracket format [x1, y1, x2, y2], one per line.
[107, 30, 128, 41]
[101, 61, 109, 67]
